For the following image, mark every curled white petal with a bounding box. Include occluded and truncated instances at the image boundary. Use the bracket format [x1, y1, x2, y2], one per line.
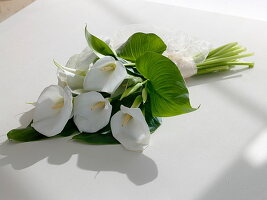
[83, 56, 127, 94]
[76, 47, 97, 71]
[57, 47, 97, 90]
[73, 91, 112, 133]
[166, 53, 197, 78]
[57, 66, 85, 90]
[31, 85, 73, 137]
[111, 105, 150, 151]
[57, 68, 67, 88]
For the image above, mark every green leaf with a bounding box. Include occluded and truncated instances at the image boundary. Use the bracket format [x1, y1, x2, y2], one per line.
[72, 128, 119, 145]
[136, 52, 196, 117]
[120, 82, 143, 100]
[73, 133, 119, 145]
[111, 92, 141, 114]
[142, 88, 148, 104]
[7, 126, 47, 142]
[116, 32, 167, 62]
[57, 119, 79, 137]
[131, 95, 143, 108]
[7, 119, 79, 142]
[85, 26, 116, 58]
[143, 101, 162, 133]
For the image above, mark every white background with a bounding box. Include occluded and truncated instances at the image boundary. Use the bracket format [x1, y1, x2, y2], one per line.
[147, 0, 267, 21]
[1, 0, 267, 200]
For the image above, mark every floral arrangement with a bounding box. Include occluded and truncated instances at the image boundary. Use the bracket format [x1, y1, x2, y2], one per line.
[7, 25, 254, 151]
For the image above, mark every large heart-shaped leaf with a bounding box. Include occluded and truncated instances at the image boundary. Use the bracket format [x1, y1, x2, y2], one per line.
[136, 52, 196, 117]
[85, 26, 116, 58]
[116, 32, 167, 62]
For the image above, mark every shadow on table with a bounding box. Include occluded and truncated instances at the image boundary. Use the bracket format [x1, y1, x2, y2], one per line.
[0, 67, 253, 187]
[186, 68, 249, 88]
[196, 128, 267, 200]
[197, 157, 267, 200]
[193, 75, 267, 200]
[0, 110, 158, 186]
[0, 169, 36, 200]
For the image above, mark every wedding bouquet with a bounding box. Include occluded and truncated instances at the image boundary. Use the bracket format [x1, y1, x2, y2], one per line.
[7, 25, 254, 151]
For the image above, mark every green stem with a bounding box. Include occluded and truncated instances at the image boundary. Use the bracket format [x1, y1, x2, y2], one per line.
[126, 68, 143, 78]
[141, 80, 148, 85]
[124, 63, 136, 67]
[197, 62, 231, 69]
[197, 62, 254, 69]
[222, 45, 242, 53]
[120, 80, 148, 100]
[205, 48, 246, 60]
[207, 42, 238, 58]
[199, 42, 254, 75]
[213, 44, 241, 57]
[227, 62, 255, 68]
[197, 66, 230, 75]
[198, 53, 254, 66]
[53, 59, 87, 76]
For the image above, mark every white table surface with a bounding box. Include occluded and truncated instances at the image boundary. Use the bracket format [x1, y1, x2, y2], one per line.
[148, 0, 267, 22]
[1, 0, 267, 199]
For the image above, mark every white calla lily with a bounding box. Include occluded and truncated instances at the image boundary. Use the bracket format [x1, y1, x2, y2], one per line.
[57, 47, 97, 90]
[111, 105, 150, 151]
[73, 91, 112, 133]
[83, 56, 127, 94]
[31, 85, 73, 137]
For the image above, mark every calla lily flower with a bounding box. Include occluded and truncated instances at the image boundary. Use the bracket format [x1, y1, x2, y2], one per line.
[31, 85, 73, 137]
[57, 47, 97, 91]
[73, 91, 112, 133]
[111, 105, 150, 151]
[83, 56, 127, 94]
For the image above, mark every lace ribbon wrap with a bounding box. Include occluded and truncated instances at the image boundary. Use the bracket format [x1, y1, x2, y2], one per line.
[110, 24, 211, 78]
[166, 53, 197, 78]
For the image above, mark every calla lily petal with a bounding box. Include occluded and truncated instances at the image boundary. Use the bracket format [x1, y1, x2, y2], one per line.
[83, 56, 127, 94]
[64, 70, 85, 90]
[57, 47, 97, 90]
[111, 105, 150, 151]
[66, 47, 97, 71]
[31, 85, 73, 137]
[57, 67, 85, 90]
[75, 48, 94, 71]
[73, 91, 112, 133]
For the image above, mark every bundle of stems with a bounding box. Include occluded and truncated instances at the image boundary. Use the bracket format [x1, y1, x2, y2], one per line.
[196, 42, 254, 75]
